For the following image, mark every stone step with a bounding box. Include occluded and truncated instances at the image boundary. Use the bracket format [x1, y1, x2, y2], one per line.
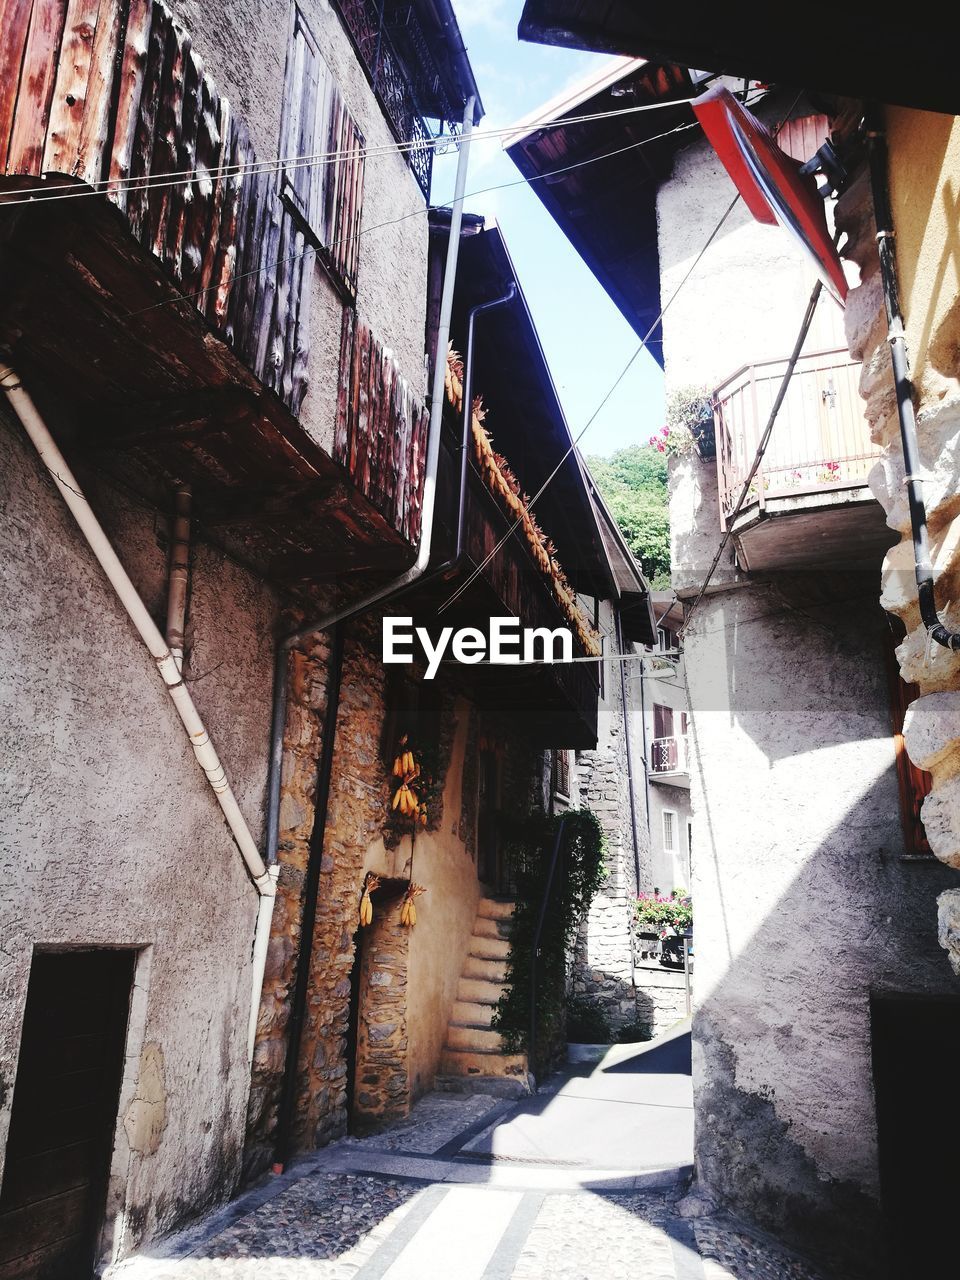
[477, 897, 515, 922]
[457, 976, 504, 1006]
[473, 914, 512, 940]
[447, 1023, 504, 1052]
[438, 1046, 529, 1085]
[452, 999, 495, 1027]
[469, 933, 511, 961]
[433, 1073, 532, 1100]
[462, 954, 507, 984]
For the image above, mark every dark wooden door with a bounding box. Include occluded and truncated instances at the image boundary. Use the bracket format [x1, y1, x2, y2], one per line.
[0, 950, 134, 1280]
[871, 995, 960, 1275]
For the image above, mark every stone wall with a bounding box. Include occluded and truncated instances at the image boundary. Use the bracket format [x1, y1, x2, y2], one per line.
[836, 110, 960, 965]
[353, 898, 410, 1132]
[571, 603, 650, 1032]
[247, 624, 514, 1170]
[634, 963, 689, 1036]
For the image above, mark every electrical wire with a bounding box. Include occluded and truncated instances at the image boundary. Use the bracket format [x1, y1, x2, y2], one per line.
[435, 191, 743, 616]
[0, 95, 707, 209]
[437, 85, 806, 623]
[125, 116, 709, 319]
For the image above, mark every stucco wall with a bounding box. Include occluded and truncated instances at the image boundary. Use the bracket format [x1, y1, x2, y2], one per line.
[0, 406, 279, 1263]
[683, 577, 959, 1270]
[657, 90, 847, 399]
[170, 0, 430, 453]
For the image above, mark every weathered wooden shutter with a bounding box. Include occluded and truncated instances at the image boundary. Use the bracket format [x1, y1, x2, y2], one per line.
[279, 5, 364, 298]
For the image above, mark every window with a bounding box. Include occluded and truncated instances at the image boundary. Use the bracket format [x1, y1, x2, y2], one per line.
[662, 809, 677, 855]
[551, 748, 571, 800]
[280, 6, 365, 296]
[653, 703, 674, 740]
[657, 625, 677, 653]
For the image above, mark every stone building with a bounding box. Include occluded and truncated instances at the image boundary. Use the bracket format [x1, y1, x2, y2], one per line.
[248, 214, 659, 1169]
[0, 0, 483, 1274]
[0, 3, 659, 1267]
[511, 19, 960, 1275]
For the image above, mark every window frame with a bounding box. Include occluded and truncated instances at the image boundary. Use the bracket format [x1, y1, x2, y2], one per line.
[662, 807, 678, 855]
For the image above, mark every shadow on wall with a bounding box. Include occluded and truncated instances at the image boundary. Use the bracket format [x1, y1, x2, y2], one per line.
[691, 747, 960, 1274]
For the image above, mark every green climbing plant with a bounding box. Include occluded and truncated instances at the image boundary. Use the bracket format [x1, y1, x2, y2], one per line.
[491, 809, 607, 1075]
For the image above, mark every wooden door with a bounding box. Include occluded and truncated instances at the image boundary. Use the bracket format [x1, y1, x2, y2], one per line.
[872, 996, 960, 1273]
[0, 950, 134, 1279]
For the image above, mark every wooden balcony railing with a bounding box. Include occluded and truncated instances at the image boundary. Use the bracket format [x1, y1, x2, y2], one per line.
[333, 309, 429, 545]
[651, 735, 689, 777]
[0, 0, 364, 418]
[714, 349, 881, 526]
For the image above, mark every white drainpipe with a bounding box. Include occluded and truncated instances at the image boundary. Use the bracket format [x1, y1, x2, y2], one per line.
[0, 360, 277, 1061]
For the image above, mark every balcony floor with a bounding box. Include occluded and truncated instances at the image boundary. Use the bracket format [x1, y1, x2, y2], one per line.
[0, 186, 414, 594]
[729, 490, 897, 572]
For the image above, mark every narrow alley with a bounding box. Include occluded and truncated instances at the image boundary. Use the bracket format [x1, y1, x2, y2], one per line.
[105, 1027, 828, 1280]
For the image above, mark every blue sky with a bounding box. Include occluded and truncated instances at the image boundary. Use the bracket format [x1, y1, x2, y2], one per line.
[430, 1, 665, 458]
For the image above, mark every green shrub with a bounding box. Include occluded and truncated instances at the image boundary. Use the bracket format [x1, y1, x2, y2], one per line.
[491, 809, 607, 1074]
[565, 995, 611, 1044]
[614, 1020, 654, 1044]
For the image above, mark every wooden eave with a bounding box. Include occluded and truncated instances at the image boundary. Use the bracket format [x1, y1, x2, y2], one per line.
[518, 0, 960, 117]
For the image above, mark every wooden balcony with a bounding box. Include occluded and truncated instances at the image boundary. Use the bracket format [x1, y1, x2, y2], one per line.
[0, 0, 426, 585]
[650, 735, 690, 787]
[714, 349, 894, 571]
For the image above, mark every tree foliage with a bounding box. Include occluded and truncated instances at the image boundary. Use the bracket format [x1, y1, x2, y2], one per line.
[586, 444, 671, 587]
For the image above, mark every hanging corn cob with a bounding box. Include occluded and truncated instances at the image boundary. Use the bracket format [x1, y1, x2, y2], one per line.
[359, 873, 381, 928]
[399, 883, 427, 928]
[390, 734, 421, 819]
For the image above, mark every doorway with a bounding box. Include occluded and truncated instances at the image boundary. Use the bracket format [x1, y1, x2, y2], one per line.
[870, 994, 960, 1275]
[0, 949, 135, 1280]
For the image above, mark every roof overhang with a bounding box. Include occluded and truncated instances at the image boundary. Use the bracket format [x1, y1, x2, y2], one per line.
[446, 221, 623, 601]
[506, 58, 700, 364]
[518, 1, 959, 117]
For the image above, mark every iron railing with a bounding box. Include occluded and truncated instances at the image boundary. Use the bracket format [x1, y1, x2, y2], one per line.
[332, 0, 457, 196]
[714, 348, 882, 526]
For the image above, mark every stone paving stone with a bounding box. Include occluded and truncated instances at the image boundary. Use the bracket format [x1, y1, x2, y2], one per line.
[106, 1174, 421, 1280]
[510, 1189, 686, 1280]
[693, 1214, 834, 1280]
[106, 1092, 839, 1280]
[340, 1089, 504, 1154]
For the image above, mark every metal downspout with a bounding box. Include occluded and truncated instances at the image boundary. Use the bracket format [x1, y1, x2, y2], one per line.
[0, 359, 272, 895]
[615, 608, 643, 893]
[263, 94, 478, 872]
[866, 106, 960, 650]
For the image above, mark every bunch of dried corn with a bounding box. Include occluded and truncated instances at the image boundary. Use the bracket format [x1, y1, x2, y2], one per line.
[399, 883, 426, 928]
[359, 873, 381, 927]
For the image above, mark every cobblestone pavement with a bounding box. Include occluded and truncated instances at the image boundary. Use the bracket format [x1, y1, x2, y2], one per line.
[107, 1072, 837, 1280]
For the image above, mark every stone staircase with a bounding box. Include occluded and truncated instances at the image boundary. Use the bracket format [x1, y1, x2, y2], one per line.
[436, 897, 532, 1097]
